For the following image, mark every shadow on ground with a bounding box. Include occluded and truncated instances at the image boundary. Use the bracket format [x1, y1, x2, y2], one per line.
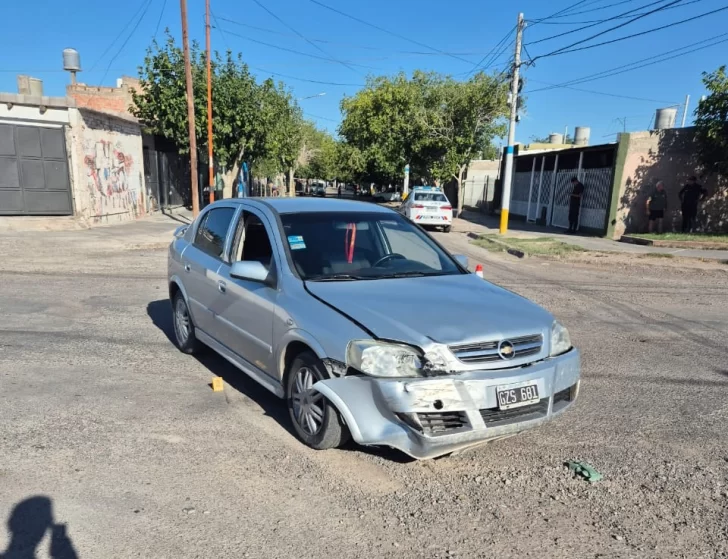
[457, 209, 602, 238]
[146, 299, 412, 464]
[1, 496, 78, 559]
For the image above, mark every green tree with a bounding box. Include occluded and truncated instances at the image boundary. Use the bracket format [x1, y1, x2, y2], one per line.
[339, 71, 509, 209]
[131, 32, 303, 197]
[694, 65, 728, 176]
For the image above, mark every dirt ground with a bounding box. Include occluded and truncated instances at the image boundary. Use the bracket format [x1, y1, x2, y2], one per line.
[0, 219, 726, 559]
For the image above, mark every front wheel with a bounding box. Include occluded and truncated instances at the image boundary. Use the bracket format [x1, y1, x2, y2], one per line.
[286, 351, 350, 450]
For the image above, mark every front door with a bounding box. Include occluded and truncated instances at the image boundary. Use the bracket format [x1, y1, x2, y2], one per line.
[213, 207, 278, 376]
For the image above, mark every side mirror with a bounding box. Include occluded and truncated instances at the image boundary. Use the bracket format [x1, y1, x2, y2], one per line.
[230, 261, 272, 285]
[453, 254, 469, 268]
[173, 225, 188, 238]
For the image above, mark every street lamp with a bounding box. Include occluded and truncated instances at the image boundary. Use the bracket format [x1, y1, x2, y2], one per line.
[299, 92, 326, 100]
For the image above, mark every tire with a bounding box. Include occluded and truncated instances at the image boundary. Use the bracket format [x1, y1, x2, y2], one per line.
[286, 351, 350, 450]
[172, 291, 201, 354]
[444, 225, 452, 233]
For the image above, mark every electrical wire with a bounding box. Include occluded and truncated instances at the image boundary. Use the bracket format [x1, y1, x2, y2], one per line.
[304, 112, 339, 123]
[528, 79, 679, 103]
[249, 0, 362, 76]
[531, 0, 684, 59]
[215, 15, 502, 57]
[248, 65, 365, 87]
[529, 32, 728, 91]
[100, 0, 154, 84]
[528, 0, 593, 26]
[307, 0, 475, 66]
[153, 0, 168, 40]
[527, 0, 703, 23]
[534, 3, 728, 59]
[463, 26, 517, 76]
[213, 26, 382, 70]
[88, 0, 153, 72]
[528, 0, 687, 45]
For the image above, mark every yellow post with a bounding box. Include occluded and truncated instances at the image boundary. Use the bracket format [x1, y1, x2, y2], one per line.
[211, 377, 224, 392]
[499, 209, 509, 234]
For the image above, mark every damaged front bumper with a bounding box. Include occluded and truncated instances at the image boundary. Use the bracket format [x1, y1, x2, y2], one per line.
[313, 349, 580, 460]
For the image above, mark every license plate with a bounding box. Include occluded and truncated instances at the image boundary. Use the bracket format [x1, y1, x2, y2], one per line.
[424, 207, 437, 212]
[496, 383, 540, 410]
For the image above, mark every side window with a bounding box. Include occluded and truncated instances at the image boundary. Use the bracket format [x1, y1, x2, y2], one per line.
[193, 207, 236, 259]
[233, 211, 274, 270]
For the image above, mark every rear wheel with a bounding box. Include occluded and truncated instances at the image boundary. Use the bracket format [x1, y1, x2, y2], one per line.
[444, 225, 452, 233]
[286, 351, 350, 450]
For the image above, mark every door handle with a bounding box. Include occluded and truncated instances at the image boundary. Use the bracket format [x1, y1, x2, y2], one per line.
[184, 263, 191, 273]
[218, 280, 227, 293]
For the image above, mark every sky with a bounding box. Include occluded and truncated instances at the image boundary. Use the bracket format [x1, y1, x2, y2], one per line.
[2, 0, 727, 146]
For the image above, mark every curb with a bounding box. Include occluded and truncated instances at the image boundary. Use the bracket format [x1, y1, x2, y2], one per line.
[621, 235, 728, 250]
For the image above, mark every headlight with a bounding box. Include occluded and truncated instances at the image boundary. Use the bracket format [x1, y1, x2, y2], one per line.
[550, 321, 572, 357]
[346, 340, 423, 378]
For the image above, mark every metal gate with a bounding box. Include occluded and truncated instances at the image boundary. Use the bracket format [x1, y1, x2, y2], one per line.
[142, 136, 191, 210]
[0, 123, 72, 215]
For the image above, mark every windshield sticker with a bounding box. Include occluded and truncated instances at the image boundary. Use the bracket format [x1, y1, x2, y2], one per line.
[288, 235, 306, 250]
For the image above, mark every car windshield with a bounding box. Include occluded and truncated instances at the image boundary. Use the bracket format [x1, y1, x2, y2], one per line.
[280, 211, 463, 281]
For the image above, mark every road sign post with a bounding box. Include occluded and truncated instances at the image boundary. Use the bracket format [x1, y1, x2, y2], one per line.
[404, 164, 410, 195]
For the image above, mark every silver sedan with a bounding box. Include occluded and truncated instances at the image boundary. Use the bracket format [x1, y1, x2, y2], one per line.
[167, 198, 580, 459]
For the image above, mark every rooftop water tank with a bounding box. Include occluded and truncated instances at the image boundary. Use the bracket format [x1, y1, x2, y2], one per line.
[654, 107, 677, 130]
[63, 48, 81, 72]
[28, 77, 43, 97]
[574, 126, 590, 146]
[549, 133, 564, 144]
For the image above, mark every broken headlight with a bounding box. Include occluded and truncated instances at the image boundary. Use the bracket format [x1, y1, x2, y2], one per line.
[550, 321, 572, 357]
[346, 340, 424, 378]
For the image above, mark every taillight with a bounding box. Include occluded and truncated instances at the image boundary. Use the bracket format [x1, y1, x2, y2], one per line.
[412, 204, 425, 209]
[441, 205, 452, 210]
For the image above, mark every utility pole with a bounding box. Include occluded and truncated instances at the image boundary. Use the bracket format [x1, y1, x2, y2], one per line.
[180, 0, 200, 216]
[499, 12, 524, 235]
[205, 0, 214, 205]
[680, 94, 690, 127]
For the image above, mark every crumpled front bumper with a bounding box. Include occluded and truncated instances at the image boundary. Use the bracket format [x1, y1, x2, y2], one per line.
[313, 349, 580, 460]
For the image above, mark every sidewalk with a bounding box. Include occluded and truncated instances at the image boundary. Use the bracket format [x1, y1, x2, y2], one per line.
[455, 210, 728, 261]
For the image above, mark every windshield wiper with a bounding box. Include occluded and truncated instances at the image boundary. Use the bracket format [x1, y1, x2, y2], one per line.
[306, 273, 370, 282]
[376, 271, 443, 279]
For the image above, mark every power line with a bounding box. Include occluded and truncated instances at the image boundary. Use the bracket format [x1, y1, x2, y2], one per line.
[534, 2, 728, 59]
[304, 112, 339, 123]
[529, 32, 728, 91]
[213, 26, 382, 70]
[528, 79, 679, 103]
[531, 0, 685, 59]
[88, 0, 152, 72]
[528, 0, 593, 26]
[528, 0, 684, 45]
[464, 26, 516, 76]
[214, 15, 499, 57]
[153, 0, 168, 39]
[249, 66, 365, 87]
[307, 0, 475, 65]
[100, 0, 155, 84]
[249, 0, 361, 76]
[527, 0, 703, 23]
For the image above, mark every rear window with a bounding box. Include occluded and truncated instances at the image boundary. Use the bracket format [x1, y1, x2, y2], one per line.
[414, 192, 448, 202]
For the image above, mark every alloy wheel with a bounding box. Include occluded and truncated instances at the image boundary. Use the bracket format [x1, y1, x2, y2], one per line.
[291, 366, 325, 435]
[174, 297, 190, 345]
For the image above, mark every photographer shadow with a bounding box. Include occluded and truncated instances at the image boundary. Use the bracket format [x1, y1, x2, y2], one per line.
[1, 496, 77, 559]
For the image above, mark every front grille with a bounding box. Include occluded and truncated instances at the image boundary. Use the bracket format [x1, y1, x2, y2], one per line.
[480, 399, 548, 427]
[449, 334, 543, 364]
[417, 411, 468, 435]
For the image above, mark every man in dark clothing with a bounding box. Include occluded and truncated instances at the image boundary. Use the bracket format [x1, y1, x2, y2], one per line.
[568, 176, 584, 233]
[646, 180, 667, 234]
[678, 176, 707, 233]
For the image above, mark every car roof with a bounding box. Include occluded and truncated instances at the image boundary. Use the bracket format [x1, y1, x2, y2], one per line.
[219, 197, 394, 215]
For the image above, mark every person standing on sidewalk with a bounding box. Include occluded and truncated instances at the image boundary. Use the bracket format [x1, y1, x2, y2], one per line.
[568, 176, 584, 233]
[646, 181, 667, 234]
[679, 176, 707, 233]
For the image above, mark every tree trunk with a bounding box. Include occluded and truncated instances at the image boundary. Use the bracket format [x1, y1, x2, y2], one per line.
[222, 169, 236, 199]
[456, 165, 466, 217]
[288, 168, 295, 198]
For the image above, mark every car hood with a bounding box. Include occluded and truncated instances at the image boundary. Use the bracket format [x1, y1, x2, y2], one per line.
[305, 273, 553, 348]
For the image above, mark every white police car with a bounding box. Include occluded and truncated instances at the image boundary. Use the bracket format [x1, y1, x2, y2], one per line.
[399, 186, 453, 232]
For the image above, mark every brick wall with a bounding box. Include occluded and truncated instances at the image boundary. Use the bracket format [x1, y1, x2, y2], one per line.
[67, 76, 139, 117]
[612, 128, 727, 238]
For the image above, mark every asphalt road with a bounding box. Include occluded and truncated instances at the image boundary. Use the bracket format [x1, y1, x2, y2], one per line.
[0, 219, 726, 559]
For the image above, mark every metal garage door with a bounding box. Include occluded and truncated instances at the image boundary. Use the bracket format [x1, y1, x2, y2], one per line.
[0, 123, 72, 215]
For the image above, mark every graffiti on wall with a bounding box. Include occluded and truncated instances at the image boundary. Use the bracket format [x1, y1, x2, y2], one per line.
[84, 139, 144, 221]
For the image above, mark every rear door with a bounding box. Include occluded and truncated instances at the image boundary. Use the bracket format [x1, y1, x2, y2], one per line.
[182, 205, 237, 337]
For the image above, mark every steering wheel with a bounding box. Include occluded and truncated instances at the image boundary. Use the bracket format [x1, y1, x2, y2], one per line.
[373, 253, 407, 267]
